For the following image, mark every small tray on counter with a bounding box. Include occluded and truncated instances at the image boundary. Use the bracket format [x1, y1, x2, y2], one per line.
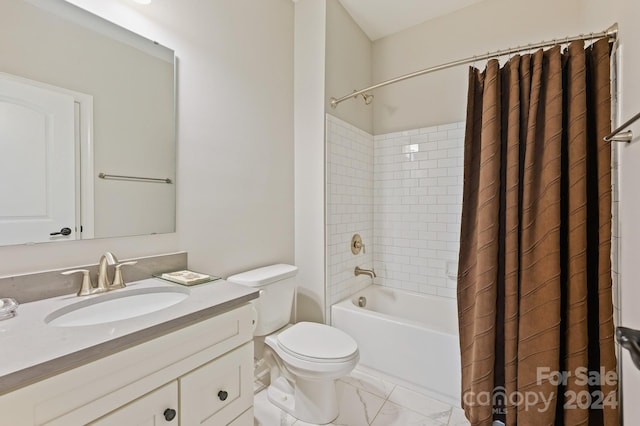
[153, 270, 221, 286]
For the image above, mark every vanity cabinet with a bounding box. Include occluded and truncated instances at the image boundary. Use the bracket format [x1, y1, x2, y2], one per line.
[92, 342, 253, 425]
[0, 303, 256, 426]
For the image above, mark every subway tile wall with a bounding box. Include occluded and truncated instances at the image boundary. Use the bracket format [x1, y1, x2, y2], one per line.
[326, 114, 464, 320]
[325, 114, 374, 321]
[373, 122, 464, 298]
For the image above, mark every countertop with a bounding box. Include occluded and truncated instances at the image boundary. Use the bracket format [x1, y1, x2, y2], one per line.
[0, 278, 259, 395]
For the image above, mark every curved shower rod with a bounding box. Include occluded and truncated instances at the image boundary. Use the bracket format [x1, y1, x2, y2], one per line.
[329, 24, 619, 110]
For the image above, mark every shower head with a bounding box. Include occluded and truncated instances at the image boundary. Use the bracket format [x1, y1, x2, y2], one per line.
[347, 90, 374, 107]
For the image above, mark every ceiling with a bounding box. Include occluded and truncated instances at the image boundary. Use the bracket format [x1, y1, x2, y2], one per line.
[338, 0, 485, 41]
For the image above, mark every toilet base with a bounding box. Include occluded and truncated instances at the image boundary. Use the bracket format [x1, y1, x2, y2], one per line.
[267, 376, 339, 425]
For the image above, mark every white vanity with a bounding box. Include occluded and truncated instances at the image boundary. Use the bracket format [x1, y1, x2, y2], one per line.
[0, 278, 258, 425]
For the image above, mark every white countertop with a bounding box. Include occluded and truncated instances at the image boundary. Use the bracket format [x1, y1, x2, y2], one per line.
[0, 278, 258, 395]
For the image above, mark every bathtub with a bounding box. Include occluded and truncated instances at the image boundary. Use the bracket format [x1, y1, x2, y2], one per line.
[331, 285, 461, 405]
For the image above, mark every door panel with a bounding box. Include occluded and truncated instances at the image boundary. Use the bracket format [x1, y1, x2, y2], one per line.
[0, 75, 76, 244]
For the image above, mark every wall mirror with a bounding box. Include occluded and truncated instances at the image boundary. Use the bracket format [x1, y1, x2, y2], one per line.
[0, 0, 176, 247]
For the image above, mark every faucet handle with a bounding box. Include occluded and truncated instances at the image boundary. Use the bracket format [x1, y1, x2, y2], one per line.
[62, 269, 95, 296]
[351, 234, 366, 254]
[111, 261, 137, 289]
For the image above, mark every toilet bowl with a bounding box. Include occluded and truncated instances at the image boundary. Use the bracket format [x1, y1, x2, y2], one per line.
[264, 322, 359, 423]
[227, 264, 359, 424]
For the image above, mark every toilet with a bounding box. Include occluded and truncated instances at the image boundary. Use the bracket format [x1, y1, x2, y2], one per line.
[227, 264, 359, 425]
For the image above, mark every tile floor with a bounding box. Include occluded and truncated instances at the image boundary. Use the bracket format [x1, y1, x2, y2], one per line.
[253, 368, 470, 426]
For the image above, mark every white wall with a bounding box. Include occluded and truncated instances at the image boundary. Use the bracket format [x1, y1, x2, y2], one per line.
[371, 0, 611, 134]
[325, 0, 373, 134]
[294, 0, 327, 323]
[1, 0, 294, 284]
[139, 0, 295, 279]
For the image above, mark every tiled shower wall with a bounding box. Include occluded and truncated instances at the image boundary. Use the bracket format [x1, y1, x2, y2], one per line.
[327, 115, 619, 309]
[325, 114, 374, 320]
[325, 115, 464, 319]
[373, 122, 465, 299]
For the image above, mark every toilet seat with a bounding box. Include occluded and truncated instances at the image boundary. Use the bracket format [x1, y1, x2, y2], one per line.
[265, 323, 360, 379]
[276, 322, 358, 363]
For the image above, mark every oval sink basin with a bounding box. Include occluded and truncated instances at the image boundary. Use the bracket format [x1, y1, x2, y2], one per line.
[45, 287, 190, 327]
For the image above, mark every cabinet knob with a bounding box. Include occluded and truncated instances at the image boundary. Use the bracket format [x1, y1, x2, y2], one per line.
[218, 390, 228, 401]
[163, 408, 177, 421]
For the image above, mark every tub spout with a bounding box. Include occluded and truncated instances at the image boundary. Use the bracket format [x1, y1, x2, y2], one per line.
[355, 266, 376, 278]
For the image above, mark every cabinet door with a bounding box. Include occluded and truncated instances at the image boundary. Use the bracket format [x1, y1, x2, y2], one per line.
[180, 342, 253, 425]
[89, 382, 178, 426]
[229, 408, 253, 426]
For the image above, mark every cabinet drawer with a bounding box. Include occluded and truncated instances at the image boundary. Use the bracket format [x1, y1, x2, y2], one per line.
[180, 342, 253, 425]
[89, 381, 178, 425]
[229, 407, 253, 426]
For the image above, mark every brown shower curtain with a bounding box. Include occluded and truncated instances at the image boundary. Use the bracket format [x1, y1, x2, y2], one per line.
[457, 38, 618, 426]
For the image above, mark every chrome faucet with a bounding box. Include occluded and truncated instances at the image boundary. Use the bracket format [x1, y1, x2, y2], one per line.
[96, 252, 118, 292]
[354, 266, 376, 278]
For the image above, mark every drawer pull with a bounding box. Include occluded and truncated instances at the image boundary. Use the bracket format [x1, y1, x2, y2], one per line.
[164, 408, 177, 421]
[218, 390, 228, 401]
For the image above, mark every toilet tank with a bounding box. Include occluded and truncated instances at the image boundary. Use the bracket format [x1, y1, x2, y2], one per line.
[227, 264, 297, 336]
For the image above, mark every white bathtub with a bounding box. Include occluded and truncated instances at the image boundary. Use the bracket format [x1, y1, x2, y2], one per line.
[331, 285, 461, 405]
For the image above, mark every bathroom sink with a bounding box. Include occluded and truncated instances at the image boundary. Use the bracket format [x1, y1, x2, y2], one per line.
[45, 286, 190, 327]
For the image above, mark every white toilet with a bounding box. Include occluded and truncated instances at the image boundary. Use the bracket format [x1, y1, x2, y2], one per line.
[227, 264, 359, 425]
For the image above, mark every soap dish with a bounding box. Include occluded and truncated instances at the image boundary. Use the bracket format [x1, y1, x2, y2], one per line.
[154, 270, 221, 286]
[0, 298, 18, 320]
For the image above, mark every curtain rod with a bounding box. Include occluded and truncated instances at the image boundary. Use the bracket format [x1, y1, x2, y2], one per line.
[330, 24, 618, 109]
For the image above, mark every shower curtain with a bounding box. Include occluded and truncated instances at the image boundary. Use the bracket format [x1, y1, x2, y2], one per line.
[457, 38, 618, 426]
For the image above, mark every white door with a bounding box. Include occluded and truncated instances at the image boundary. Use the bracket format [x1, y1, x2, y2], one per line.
[0, 75, 76, 245]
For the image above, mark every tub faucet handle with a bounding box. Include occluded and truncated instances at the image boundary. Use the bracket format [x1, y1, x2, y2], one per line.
[351, 234, 365, 254]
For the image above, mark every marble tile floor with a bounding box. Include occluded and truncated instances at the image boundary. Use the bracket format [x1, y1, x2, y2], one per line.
[253, 368, 470, 426]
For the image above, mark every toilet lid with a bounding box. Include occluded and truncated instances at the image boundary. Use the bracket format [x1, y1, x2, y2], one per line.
[276, 322, 358, 361]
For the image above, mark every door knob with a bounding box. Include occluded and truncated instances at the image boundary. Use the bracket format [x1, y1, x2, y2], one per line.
[50, 227, 72, 236]
[616, 326, 640, 370]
